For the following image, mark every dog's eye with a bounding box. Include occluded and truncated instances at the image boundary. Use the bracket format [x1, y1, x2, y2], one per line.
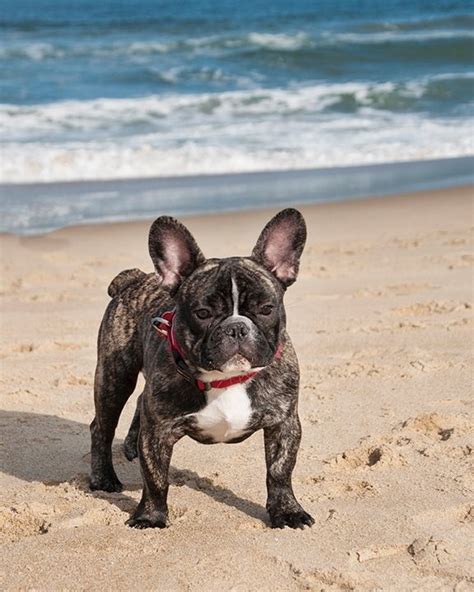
[259, 304, 274, 316]
[195, 308, 212, 320]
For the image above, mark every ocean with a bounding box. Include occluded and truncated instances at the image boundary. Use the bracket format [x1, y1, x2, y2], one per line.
[0, 0, 473, 233]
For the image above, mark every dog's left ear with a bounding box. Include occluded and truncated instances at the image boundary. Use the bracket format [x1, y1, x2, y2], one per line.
[149, 216, 205, 291]
[251, 208, 307, 288]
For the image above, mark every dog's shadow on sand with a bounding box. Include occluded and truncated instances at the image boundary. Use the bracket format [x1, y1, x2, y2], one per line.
[0, 410, 268, 524]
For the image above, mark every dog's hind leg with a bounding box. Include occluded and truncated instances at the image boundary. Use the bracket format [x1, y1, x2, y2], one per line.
[90, 351, 140, 492]
[123, 393, 142, 461]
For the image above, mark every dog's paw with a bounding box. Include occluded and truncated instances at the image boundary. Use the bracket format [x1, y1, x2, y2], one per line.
[126, 511, 167, 529]
[123, 437, 138, 461]
[270, 509, 315, 529]
[89, 472, 123, 493]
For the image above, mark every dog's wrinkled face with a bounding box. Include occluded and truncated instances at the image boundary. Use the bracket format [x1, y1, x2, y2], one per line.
[148, 208, 307, 375]
[175, 258, 285, 373]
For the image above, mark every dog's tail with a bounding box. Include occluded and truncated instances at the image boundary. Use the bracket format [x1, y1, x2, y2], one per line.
[107, 268, 147, 298]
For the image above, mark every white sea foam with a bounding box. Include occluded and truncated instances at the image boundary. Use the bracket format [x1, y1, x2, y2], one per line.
[1, 111, 472, 183]
[1, 28, 471, 63]
[0, 42, 64, 60]
[247, 32, 309, 50]
[125, 41, 170, 54]
[1, 77, 466, 141]
[1, 78, 472, 183]
[429, 71, 474, 81]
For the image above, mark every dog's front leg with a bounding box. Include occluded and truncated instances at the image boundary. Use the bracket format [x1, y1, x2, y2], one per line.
[264, 412, 315, 529]
[126, 426, 176, 529]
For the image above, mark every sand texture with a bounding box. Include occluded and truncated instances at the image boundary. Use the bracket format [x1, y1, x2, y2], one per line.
[0, 187, 473, 591]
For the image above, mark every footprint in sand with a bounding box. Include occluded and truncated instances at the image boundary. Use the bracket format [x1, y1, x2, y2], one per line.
[407, 536, 451, 566]
[299, 474, 377, 502]
[327, 441, 406, 471]
[326, 413, 472, 471]
[0, 505, 50, 543]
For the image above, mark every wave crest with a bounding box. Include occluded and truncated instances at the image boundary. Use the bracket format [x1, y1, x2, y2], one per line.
[1, 26, 473, 63]
[1, 77, 472, 142]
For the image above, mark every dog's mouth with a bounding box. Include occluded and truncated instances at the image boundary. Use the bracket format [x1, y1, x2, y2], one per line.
[197, 353, 265, 380]
[219, 354, 252, 373]
[197, 333, 276, 375]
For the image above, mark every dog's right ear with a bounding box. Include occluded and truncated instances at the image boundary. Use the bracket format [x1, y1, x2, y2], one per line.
[148, 216, 205, 291]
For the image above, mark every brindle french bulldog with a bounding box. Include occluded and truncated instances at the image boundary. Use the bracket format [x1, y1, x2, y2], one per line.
[90, 208, 314, 529]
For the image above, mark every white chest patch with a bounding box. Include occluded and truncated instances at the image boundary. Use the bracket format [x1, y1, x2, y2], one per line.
[189, 383, 252, 443]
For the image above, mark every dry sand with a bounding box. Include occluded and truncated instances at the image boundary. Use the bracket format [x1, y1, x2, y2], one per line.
[0, 186, 473, 591]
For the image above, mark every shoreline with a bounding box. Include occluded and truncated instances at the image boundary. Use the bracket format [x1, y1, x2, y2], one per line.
[6, 183, 472, 240]
[1, 155, 473, 190]
[1, 184, 472, 243]
[1, 156, 473, 236]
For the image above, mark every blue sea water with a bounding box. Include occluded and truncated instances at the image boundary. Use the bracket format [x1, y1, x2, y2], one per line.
[0, 0, 473, 186]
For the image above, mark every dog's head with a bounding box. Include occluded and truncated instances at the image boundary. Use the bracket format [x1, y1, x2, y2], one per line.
[148, 209, 306, 376]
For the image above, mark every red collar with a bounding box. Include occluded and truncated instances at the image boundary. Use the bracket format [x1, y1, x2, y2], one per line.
[152, 310, 283, 392]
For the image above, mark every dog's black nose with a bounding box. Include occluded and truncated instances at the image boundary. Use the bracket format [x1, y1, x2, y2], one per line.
[224, 321, 249, 340]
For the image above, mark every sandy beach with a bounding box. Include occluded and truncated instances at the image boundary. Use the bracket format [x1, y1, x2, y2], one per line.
[0, 186, 472, 591]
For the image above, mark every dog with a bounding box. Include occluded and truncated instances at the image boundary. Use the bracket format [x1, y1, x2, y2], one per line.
[90, 208, 314, 530]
